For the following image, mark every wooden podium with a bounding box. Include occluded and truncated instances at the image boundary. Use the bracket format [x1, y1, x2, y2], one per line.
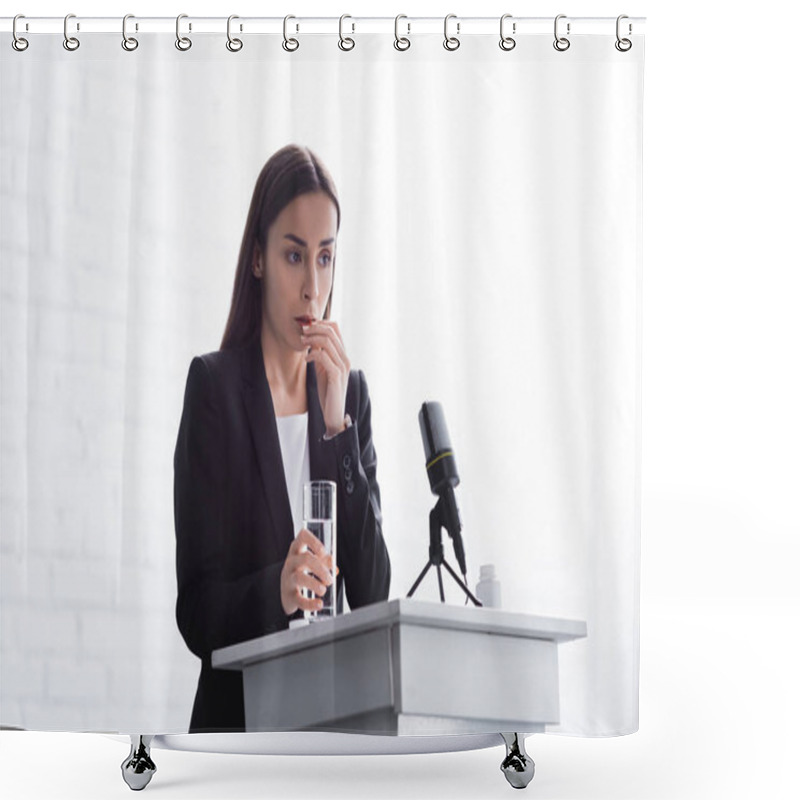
[212, 599, 586, 735]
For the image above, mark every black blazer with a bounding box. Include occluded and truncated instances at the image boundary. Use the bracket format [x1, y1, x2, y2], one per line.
[173, 337, 391, 732]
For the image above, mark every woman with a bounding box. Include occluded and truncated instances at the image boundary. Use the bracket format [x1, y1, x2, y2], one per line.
[174, 145, 391, 733]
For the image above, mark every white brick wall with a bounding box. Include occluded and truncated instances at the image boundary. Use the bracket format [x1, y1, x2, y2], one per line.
[0, 43, 265, 725]
[44, 658, 108, 703]
[19, 608, 80, 654]
[1, 571, 197, 732]
[2, 654, 45, 701]
[1, 43, 203, 734]
[0, 500, 198, 730]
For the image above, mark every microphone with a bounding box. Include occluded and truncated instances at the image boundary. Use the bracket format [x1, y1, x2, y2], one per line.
[418, 402, 467, 576]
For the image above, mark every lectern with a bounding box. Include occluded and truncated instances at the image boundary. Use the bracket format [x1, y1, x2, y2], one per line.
[209, 598, 587, 787]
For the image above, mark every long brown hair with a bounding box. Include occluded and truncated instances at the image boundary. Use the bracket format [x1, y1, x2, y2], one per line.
[221, 145, 341, 350]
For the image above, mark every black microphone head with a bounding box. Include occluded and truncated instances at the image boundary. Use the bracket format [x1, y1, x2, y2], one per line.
[419, 402, 460, 494]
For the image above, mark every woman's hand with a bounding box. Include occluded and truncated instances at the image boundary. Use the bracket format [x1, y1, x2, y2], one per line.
[280, 528, 337, 616]
[301, 320, 350, 437]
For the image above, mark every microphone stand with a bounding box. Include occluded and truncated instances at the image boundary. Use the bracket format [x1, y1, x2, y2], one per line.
[407, 495, 482, 606]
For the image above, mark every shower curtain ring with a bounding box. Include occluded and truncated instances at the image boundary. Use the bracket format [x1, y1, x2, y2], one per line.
[63, 13, 80, 51]
[226, 15, 243, 52]
[553, 14, 570, 51]
[176, 14, 192, 51]
[12, 15, 29, 51]
[283, 15, 299, 51]
[122, 15, 138, 51]
[615, 15, 632, 51]
[338, 15, 355, 51]
[499, 14, 516, 51]
[443, 14, 460, 51]
[394, 15, 411, 51]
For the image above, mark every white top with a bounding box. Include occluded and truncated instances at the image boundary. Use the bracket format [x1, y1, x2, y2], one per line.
[275, 412, 311, 537]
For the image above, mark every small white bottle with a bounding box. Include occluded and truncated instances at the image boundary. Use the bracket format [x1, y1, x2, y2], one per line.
[475, 564, 502, 608]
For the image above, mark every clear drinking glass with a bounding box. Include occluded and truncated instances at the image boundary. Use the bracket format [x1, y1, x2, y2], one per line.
[302, 480, 337, 621]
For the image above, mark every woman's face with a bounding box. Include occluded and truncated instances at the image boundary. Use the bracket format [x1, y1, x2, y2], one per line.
[254, 191, 338, 352]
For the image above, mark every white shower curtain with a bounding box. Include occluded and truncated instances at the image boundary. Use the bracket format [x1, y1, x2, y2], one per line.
[1, 23, 643, 737]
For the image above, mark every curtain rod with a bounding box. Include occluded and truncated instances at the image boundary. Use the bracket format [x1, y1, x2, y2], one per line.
[1, 16, 646, 37]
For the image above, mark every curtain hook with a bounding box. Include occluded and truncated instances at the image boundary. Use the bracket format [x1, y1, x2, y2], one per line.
[176, 14, 192, 51]
[283, 15, 299, 52]
[338, 14, 355, 51]
[394, 14, 411, 51]
[499, 14, 516, 51]
[63, 13, 80, 51]
[227, 15, 243, 52]
[12, 14, 29, 51]
[122, 14, 138, 52]
[615, 15, 632, 52]
[553, 14, 570, 52]
[443, 13, 460, 51]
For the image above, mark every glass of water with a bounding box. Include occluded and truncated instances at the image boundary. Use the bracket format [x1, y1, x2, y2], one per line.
[302, 480, 337, 621]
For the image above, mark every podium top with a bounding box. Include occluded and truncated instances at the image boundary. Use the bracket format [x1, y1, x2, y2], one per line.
[213, 598, 587, 671]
